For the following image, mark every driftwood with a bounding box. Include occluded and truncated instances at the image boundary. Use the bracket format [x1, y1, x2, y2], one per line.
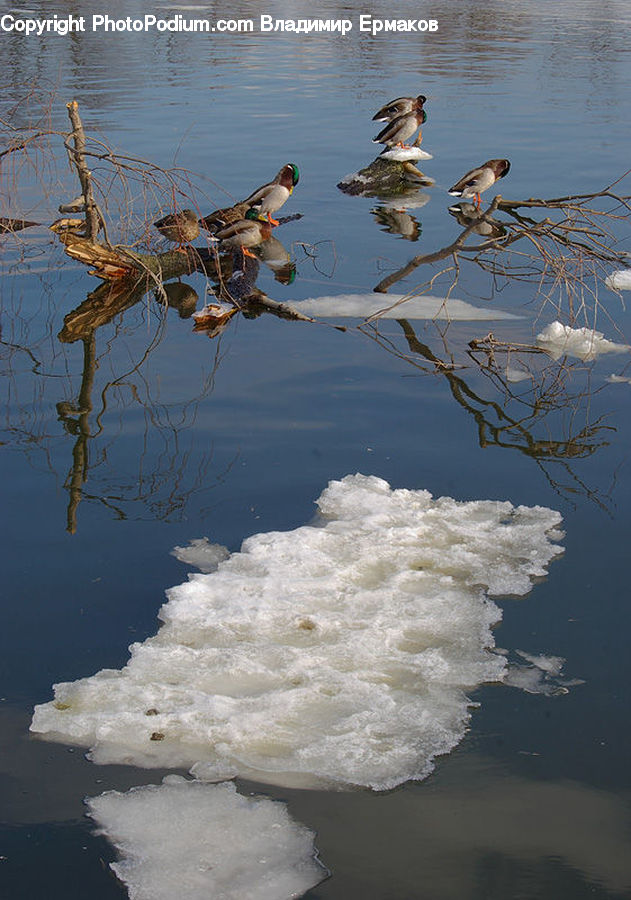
[53, 102, 325, 331]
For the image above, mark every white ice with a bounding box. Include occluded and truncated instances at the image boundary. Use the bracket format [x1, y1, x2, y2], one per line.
[292, 293, 521, 322]
[606, 374, 631, 384]
[536, 321, 630, 361]
[379, 147, 433, 161]
[605, 269, 631, 291]
[172, 538, 230, 573]
[87, 777, 326, 900]
[31, 474, 563, 791]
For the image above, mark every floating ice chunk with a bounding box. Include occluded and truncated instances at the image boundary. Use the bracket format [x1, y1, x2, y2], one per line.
[172, 538, 230, 574]
[504, 366, 533, 383]
[536, 321, 630, 361]
[292, 294, 521, 321]
[87, 777, 326, 900]
[516, 650, 564, 674]
[502, 649, 584, 696]
[380, 146, 433, 162]
[606, 373, 631, 384]
[31, 475, 563, 791]
[605, 269, 631, 291]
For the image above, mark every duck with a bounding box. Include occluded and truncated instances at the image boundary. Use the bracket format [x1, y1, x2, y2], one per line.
[448, 159, 511, 208]
[213, 208, 273, 257]
[372, 94, 426, 123]
[200, 201, 251, 235]
[373, 108, 427, 150]
[242, 163, 300, 225]
[153, 209, 200, 248]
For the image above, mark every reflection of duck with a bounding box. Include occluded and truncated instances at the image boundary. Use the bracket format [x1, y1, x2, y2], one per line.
[256, 235, 296, 284]
[373, 109, 427, 150]
[243, 163, 300, 225]
[448, 159, 511, 208]
[162, 282, 199, 318]
[153, 209, 200, 247]
[214, 208, 273, 258]
[372, 94, 426, 123]
[372, 207, 421, 241]
[448, 201, 506, 238]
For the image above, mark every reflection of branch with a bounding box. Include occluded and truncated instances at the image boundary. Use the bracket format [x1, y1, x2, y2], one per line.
[61, 335, 96, 534]
[371, 178, 631, 328]
[360, 318, 615, 511]
[373, 198, 504, 293]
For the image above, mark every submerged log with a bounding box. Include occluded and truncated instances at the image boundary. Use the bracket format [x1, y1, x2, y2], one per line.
[338, 155, 433, 198]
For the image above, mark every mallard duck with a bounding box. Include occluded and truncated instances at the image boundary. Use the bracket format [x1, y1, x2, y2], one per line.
[243, 163, 299, 225]
[372, 94, 426, 123]
[373, 109, 427, 150]
[153, 209, 200, 247]
[214, 208, 273, 257]
[199, 201, 250, 235]
[448, 159, 511, 208]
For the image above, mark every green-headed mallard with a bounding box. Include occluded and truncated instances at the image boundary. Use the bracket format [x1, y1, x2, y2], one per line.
[153, 209, 200, 248]
[243, 163, 299, 225]
[373, 109, 427, 150]
[214, 208, 273, 258]
[372, 94, 426, 123]
[448, 159, 511, 208]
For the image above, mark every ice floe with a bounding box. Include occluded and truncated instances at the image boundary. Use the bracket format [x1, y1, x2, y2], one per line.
[32, 474, 563, 791]
[291, 293, 521, 321]
[87, 777, 326, 900]
[536, 321, 630, 361]
[172, 537, 230, 574]
[605, 269, 631, 291]
[379, 146, 433, 162]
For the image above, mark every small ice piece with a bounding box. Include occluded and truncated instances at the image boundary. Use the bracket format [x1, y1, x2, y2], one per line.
[605, 269, 631, 291]
[171, 538, 230, 574]
[380, 146, 433, 162]
[515, 650, 564, 675]
[291, 293, 521, 321]
[536, 321, 630, 361]
[504, 650, 583, 696]
[504, 366, 532, 383]
[87, 777, 326, 900]
[606, 374, 631, 384]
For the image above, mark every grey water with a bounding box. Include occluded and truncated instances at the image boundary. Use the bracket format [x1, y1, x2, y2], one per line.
[1, 0, 631, 896]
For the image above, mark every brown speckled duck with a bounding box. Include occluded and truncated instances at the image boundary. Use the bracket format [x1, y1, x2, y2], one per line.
[372, 94, 426, 123]
[448, 159, 511, 208]
[153, 209, 200, 248]
[200, 201, 251, 235]
[373, 107, 427, 150]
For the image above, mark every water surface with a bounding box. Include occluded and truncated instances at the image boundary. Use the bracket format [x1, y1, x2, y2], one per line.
[1, 1, 631, 897]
